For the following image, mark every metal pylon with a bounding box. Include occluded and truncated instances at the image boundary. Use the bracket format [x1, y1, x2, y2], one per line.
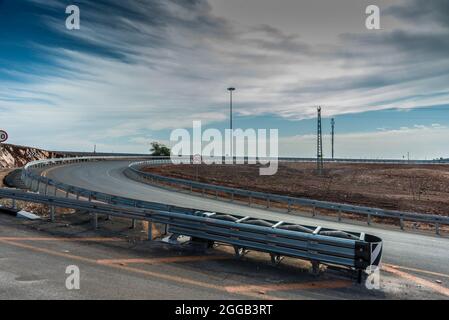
[317, 107, 323, 174]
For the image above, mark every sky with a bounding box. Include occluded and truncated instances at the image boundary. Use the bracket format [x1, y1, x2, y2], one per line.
[0, 0, 448, 159]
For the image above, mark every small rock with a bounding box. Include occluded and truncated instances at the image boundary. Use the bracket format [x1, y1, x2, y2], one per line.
[258, 291, 266, 295]
[435, 280, 442, 284]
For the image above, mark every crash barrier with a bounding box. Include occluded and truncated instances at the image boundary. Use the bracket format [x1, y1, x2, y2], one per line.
[0, 187, 382, 281]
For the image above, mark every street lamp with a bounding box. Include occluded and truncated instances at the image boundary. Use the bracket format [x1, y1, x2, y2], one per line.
[227, 87, 235, 158]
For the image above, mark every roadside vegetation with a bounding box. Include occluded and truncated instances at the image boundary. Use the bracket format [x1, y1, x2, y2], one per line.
[149, 142, 171, 157]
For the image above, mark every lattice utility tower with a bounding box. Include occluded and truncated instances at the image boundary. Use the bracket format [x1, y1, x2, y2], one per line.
[331, 118, 335, 159]
[317, 106, 324, 174]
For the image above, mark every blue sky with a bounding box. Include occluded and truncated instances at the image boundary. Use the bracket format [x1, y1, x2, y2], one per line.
[1, 0, 449, 159]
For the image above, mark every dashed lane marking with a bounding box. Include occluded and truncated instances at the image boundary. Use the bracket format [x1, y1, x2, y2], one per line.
[384, 264, 449, 280]
[97, 255, 231, 265]
[0, 238, 281, 300]
[225, 280, 352, 294]
[0, 237, 122, 242]
[383, 265, 449, 297]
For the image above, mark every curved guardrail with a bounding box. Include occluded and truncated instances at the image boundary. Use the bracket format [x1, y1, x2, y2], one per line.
[14, 156, 384, 280]
[126, 160, 449, 235]
[278, 157, 449, 165]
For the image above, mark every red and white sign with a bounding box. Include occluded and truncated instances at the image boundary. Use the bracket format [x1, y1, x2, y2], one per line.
[0, 130, 8, 143]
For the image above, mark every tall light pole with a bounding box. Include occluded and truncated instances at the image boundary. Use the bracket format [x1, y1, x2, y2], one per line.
[227, 87, 235, 158]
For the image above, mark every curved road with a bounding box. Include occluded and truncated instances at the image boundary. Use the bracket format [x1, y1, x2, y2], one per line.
[44, 160, 449, 281]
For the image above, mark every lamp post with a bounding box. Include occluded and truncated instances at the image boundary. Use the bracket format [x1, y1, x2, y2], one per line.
[227, 87, 235, 159]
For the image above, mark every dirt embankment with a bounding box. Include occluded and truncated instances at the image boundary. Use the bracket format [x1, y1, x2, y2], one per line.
[145, 163, 449, 216]
[0, 143, 54, 169]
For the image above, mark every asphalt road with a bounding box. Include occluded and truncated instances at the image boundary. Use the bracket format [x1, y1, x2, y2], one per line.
[0, 210, 408, 300]
[7, 159, 446, 299]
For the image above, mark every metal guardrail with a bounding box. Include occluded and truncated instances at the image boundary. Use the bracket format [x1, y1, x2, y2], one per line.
[14, 156, 384, 279]
[278, 157, 449, 165]
[0, 188, 381, 278]
[127, 160, 449, 235]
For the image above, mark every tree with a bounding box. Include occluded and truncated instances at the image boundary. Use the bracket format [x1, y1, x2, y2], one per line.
[150, 142, 171, 156]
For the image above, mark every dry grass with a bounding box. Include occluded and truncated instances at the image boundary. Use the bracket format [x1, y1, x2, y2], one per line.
[146, 163, 449, 217]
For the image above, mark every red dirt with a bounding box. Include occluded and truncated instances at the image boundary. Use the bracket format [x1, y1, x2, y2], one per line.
[144, 163, 449, 217]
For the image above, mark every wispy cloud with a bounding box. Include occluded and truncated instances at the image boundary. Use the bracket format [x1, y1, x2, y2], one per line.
[280, 124, 449, 159]
[0, 0, 448, 154]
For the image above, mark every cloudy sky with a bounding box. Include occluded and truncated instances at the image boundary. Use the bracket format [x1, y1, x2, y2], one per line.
[0, 0, 448, 158]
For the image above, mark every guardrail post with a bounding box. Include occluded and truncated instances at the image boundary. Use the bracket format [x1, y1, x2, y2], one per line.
[400, 217, 404, 230]
[92, 213, 98, 230]
[267, 197, 270, 208]
[190, 185, 193, 194]
[65, 190, 69, 198]
[312, 206, 316, 217]
[248, 195, 252, 207]
[131, 219, 136, 229]
[50, 206, 55, 222]
[202, 188, 205, 197]
[36, 180, 41, 193]
[231, 192, 234, 202]
[12, 199, 16, 210]
[311, 260, 320, 275]
[338, 210, 342, 222]
[44, 182, 48, 196]
[148, 222, 153, 241]
[367, 213, 371, 226]
[436, 223, 440, 235]
[215, 190, 218, 199]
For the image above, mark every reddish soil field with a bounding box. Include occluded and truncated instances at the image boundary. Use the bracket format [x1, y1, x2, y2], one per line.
[145, 163, 449, 216]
